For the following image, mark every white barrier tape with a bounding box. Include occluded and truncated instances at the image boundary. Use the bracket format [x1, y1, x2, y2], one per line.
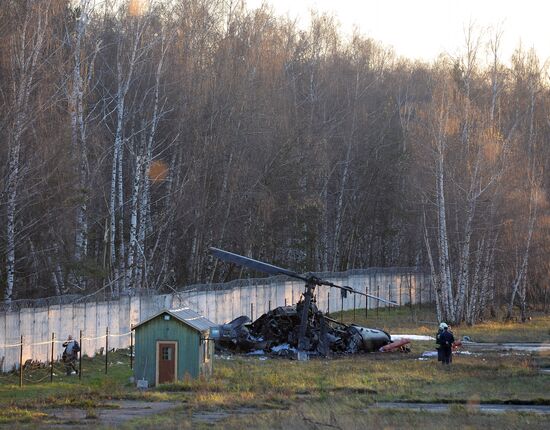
[0, 331, 131, 348]
[81, 334, 107, 341]
[0, 342, 23, 348]
[29, 340, 63, 346]
[109, 332, 131, 337]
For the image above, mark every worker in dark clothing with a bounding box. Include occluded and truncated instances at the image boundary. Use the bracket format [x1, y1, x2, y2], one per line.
[435, 322, 446, 362]
[62, 335, 80, 375]
[437, 323, 455, 367]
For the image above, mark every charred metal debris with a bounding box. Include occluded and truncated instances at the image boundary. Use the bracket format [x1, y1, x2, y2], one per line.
[211, 299, 410, 358]
[209, 247, 410, 359]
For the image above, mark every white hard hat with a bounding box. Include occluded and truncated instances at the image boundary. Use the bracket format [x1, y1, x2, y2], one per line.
[439, 322, 448, 330]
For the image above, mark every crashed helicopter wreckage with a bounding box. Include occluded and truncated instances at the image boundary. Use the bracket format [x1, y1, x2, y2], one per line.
[209, 248, 411, 359]
[211, 303, 411, 356]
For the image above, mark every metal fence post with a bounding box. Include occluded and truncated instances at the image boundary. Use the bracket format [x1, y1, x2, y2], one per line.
[79, 330, 82, 380]
[340, 292, 344, 323]
[365, 284, 368, 319]
[19, 335, 23, 388]
[409, 275, 413, 317]
[50, 332, 55, 383]
[388, 284, 391, 314]
[399, 278, 402, 306]
[105, 327, 109, 374]
[377, 285, 380, 317]
[130, 329, 134, 370]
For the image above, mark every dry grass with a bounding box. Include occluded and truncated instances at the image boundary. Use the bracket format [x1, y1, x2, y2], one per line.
[336, 304, 550, 343]
[218, 404, 550, 430]
[0, 407, 47, 424]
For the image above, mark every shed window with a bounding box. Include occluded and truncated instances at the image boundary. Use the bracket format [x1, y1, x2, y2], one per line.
[162, 346, 172, 361]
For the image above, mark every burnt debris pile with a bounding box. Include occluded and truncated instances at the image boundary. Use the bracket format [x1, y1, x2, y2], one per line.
[212, 299, 396, 358]
[208, 247, 409, 359]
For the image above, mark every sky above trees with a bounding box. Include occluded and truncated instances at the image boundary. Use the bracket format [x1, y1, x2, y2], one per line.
[248, 0, 550, 64]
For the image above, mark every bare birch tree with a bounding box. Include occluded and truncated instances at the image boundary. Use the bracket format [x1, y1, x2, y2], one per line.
[105, 1, 152, 295]
[3, 0, 50, 304]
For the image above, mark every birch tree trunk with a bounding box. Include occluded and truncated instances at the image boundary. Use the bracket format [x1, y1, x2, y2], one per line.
[135, 31, 170, 290]
[507, 185, 537, 319]
[455, 160, 479, 322]
[4, 1, 48, 304]
[507, 65, 541, 320]
[423, 204, 442, 322]
[332, 71, 359, 272]
[69, 1, 95, 265]
[434, 108, 455, 322]
[126, 146, 143, 291]
[109, 15, 148, 295]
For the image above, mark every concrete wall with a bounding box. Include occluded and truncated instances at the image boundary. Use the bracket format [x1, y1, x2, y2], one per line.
[0, 269, 431, 371]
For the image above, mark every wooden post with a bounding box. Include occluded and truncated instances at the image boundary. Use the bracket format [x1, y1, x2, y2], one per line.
[327, 292, 330, 315]
[50, 332, 55, 383]
[105, 327, 109, 374]
[251, 303, 254, 321]
[353, 294, 356, 322]
[268, 300, 271, 311]
[130, 327, 134, 370]
[284, 298, 287, 306]
[19, 335, 23, 388]
[79, 330, 82, 380]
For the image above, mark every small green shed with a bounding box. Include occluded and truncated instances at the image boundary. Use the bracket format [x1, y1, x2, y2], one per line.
[133, 308, 216, 386]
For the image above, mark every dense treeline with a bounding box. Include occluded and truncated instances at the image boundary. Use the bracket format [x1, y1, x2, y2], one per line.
[0, 0, 548, 324]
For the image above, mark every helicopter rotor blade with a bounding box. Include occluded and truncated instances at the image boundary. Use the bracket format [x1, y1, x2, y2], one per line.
[319, 279, 398, 306]
[211, 247, 398, 306]
[210, 247, 308, 282]
[353, 290, 398, 306]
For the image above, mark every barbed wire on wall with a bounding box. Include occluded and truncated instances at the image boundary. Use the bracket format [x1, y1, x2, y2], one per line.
[0, 269, 432, 372]
[0, 267, 428, 311]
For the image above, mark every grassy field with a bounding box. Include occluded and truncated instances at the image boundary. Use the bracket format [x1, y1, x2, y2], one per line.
[337, 304, 550, 342]
[1, 305, 549, 429]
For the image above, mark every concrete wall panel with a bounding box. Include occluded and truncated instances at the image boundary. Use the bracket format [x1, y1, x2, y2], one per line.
[0, 269, 429, 370]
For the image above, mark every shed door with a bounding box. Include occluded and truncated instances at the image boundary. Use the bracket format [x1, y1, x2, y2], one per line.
[157, 342, 177, 384]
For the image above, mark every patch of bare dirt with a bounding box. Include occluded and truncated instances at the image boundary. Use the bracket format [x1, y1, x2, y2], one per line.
[46, 400, 178, 427]
[369, 402, 550, 414]
[192, 407, 258, 424]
